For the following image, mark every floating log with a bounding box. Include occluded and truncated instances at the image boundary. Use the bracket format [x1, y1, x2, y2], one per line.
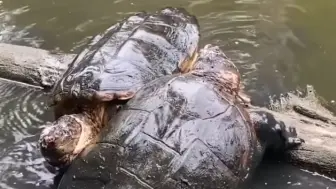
[0, 43, 335, 178]
[0, 43, 76, 90]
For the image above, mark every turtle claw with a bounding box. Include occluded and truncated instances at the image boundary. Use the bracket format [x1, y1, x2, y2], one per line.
[276, 123, 305, 149]
[94, 91, 135, 102]
[285, 136, 305, 149]
[251, 111, 304, 151]
[289, 137, 305, 144]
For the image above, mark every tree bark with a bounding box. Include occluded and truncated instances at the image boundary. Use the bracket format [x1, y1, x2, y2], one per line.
[250, 102, 336, 178]
[262, 88, 336, 178]
[0, 43, 76, 90]
[0, 43, 335, 178]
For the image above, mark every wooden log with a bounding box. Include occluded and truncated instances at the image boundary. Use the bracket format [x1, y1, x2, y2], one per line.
[259, 85, 336, 178]
[0, 43, 76, 90]
[0, 43, 335, 178]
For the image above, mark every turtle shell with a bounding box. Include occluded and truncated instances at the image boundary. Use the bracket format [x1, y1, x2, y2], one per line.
[52, 7, 200, 104]
[57, 73, 259, 189]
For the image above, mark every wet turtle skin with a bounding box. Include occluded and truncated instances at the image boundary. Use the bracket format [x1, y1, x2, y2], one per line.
[39, 7, 200, 168]
[52, 7, 200, 104]
[57, 45, 303, 189]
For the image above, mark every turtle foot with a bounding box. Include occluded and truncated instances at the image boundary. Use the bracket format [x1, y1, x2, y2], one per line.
[94, 91, 135, 102]
[250, 111, 304, 152]
[277, 124, 305, 149]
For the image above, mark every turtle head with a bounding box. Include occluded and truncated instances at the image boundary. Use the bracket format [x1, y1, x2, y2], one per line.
[39, 115, 83, 168]
[193, 44, 241, 90]
[193, 44, 250, 104]
[194, 44, 239, 73]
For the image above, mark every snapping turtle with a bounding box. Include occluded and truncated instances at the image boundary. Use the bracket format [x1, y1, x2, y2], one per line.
[39, 7, 200, 168]
[57, 44, 304, 189]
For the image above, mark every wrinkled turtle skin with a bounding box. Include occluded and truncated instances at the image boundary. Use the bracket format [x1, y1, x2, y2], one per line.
[57, 45, 303, 189]
[39, 7, 200, 168]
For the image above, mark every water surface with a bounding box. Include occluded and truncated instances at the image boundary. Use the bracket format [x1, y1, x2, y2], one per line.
[0, 81, 55, 189]
[0, 0, 335, 188]
[2, 0, 336, 101]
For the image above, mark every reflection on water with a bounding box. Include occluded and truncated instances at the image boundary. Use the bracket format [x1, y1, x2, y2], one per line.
[0, 135, 55, 189]
[0, 4, 43, 48]
[0, 81, 52, 148]
[0, 81, 55, 189]
[0, 0, 336, 188]
[3, 0, 334, 103]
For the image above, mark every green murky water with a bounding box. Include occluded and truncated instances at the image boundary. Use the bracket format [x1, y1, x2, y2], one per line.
[1, 0, 336, 101]
[0, 0, 335, 188]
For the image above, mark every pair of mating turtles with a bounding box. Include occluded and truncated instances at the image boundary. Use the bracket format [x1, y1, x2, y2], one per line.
[39, 7, 304, 189]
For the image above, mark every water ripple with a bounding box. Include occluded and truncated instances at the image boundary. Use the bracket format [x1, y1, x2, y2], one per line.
[192, 0, 305, 105]
[0, 135, 56, 189]
[0, 80, 53, 149]
[0, 80, 55, 188]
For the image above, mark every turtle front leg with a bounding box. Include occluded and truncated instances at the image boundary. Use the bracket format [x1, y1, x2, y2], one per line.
[250, 110, 305, 152]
